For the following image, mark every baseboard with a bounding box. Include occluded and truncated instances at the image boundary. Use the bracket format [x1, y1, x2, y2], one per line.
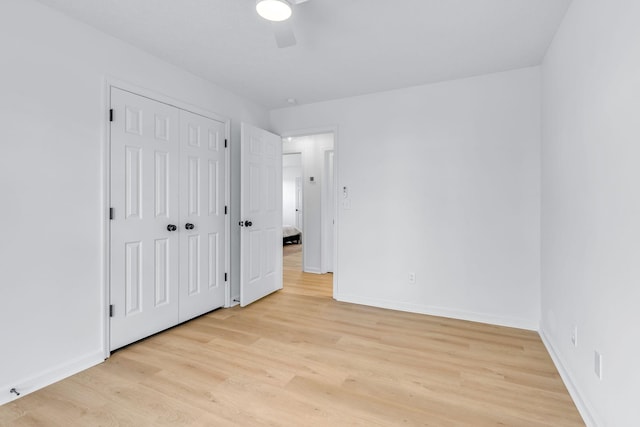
[303, 267, 322, 274]
[0, 350, 104, 406]
[539, 328, 601, 427]
[335, 293, 538, 331]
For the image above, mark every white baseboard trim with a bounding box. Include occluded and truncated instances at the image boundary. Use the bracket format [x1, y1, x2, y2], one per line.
[335, 293, 538, 331]
[539, 328, 601, 427]
[0, 350, 105, 406]
[303, 267, 322, 274]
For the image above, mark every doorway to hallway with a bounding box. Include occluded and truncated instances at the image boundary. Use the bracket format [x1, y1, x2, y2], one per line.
[281, 131, 336, 297]
[281, 133, 335, 274]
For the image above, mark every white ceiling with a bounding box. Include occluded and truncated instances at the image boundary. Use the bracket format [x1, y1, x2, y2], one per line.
[35, 0, 572, 109]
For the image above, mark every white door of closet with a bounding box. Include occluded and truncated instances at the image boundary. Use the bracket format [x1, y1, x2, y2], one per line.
[110, 88, 180, 350]
[240, 123, 283, 306]
[178, 110, 227, 322]
[110, 88, 228, 350]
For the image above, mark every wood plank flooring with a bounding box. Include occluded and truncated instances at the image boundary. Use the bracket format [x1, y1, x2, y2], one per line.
[0, 245, 584, 426]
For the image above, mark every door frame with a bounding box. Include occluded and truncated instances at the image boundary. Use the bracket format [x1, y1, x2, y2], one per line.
[280, 126, 339, 298]
[101, 78, 231, 358]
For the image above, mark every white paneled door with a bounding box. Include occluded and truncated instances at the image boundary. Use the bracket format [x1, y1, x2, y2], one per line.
[178, 110, 226, 322]
[110, 88, 227, 350]
[295, 176, 303, 230]
[240, 123, 283, 306]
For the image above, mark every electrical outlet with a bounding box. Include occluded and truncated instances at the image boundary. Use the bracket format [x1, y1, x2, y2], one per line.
[594, 351, 603, 380]
[408, 272, 416, 284]
[571, 325, 578, 347]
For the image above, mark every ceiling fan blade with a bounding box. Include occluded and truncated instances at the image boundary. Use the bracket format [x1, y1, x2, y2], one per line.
[272, 21, 297, 48]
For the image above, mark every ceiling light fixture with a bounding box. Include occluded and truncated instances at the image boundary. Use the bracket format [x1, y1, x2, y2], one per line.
[256, 0, 292, 22]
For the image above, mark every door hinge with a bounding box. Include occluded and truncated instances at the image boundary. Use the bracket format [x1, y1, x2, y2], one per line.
[224, 205, 228, 215]
[109, 304, 114, 317]
[109, 207, 114, 220]
[224, 139, 228, 148]
[224, 273, 228, 282]
[109, 109, 114, 122]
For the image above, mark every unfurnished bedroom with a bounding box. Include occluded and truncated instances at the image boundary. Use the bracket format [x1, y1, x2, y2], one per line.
[1, 0, 638, 426]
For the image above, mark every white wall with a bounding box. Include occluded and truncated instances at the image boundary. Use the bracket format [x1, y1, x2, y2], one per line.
[282, 153, 302, 227]
[271, 68, 541, 329]
[0, 0, 268, 403]
[541, 0, 640, 425]
[283, 134, 334, 273]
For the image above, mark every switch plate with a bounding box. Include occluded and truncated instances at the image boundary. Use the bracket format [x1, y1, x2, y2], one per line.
[408, 272, 416, 284]
[571, 325, 578, 347]
[594, 351, 603, 380]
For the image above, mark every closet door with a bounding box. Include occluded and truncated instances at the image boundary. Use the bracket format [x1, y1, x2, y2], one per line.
[110, 88, 180, 350]
[178, 110, 227, 321]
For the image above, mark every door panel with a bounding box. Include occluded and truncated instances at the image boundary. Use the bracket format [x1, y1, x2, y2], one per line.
[110, 88, 180, 350]
[240, 123, 282, 306]
[178, 110, 226, 321]
[154, 238, 170, 306]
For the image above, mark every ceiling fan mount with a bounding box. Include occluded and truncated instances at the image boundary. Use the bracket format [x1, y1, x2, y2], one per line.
[256, 0, 311, 48]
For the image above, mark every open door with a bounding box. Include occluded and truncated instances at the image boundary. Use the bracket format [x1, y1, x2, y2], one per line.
[240, 123, 283, 306]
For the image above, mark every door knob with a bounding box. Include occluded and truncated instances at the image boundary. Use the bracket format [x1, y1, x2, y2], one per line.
[167, 224, 177, 232]
[245, 221, 253, 227]
[185, 223, 195, 230]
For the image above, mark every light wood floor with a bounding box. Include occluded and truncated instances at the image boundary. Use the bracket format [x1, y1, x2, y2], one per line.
[0, 246, 584, 426]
